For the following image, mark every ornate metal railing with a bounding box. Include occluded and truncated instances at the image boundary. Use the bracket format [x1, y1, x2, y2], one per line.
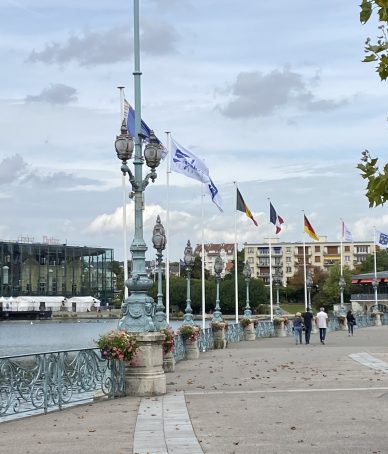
[0, 348, 124, 422]
[255, 320, 275, 338]
[225, 322, 243, 343]
[198, 327, 214, 352]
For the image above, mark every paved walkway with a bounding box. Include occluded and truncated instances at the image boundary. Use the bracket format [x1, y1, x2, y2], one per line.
[3, 325, 388, 453]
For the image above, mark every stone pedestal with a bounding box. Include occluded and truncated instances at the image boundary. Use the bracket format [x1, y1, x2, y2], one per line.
[338, 318, 348, 331]
[244, 323, 256, 341]
[125, 332, 166, 397]
[372, 313, 383, 326]
[212, 326, 227, 349]
[184, 339, 200, 360]
[274, 321, 286, 337]
[162, 351, 175, 373]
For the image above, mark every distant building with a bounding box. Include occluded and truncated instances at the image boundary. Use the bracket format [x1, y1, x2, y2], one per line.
[0, 240, 114, 305]
[244, 239, 375, 286]
[194, 243, 235, 277]
[350, 271, 388, 313]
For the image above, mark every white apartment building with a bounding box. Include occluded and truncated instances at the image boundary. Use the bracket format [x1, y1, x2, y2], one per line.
[244, 240, 375, 286]
[194, 243, 235, 277]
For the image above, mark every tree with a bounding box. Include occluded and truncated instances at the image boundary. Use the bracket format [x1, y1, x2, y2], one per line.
[357, 150, 388, 207]
[360, 0, 388, 80]
[321, 264, 353, 310]
[358, 2, 388, 207]
[353, 249, 388, 273]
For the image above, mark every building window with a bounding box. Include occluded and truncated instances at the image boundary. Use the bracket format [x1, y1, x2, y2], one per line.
[315, 256, 320, 262]
[344, 246, 350, 252]
[248, 248, 254, 253]
[344, 256, 350, 262]
[286, 266, 292, 273]
[315, 246, 320, 252]
[286, 257, 291, 263]
[39, 282, 46, 294]
[286, 247, 291, 253]
[356, 246, 368, 253]
[248, 257, 254, 264]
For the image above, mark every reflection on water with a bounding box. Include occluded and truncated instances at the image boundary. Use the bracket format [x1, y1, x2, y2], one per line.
[0, 319, 185, 357]
[0, 320, 119, 357]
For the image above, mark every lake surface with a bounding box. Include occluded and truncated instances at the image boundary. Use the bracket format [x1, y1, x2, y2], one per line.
[0, 319, 188, 357]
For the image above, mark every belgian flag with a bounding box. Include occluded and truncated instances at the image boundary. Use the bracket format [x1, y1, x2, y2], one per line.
[236, 188, 258, 226]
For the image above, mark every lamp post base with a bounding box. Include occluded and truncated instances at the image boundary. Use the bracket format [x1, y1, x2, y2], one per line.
[125, 332, 166, 396]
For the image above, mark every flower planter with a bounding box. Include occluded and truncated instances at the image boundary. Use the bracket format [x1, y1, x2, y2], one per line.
[163, 350, 175, 372]
[212, 324, 227, 349]
[243, 323, 256, 341]
[184, 338, 200, 360]
[274, 321, 286, 337]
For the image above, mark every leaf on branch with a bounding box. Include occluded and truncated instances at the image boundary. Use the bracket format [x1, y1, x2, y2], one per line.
[360, 0, 373, 23]
[363, 54, 378, 62]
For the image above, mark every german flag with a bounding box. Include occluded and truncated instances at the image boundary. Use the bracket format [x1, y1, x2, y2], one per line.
[236, 188, 258, 226]
[304, 215, 319, 241]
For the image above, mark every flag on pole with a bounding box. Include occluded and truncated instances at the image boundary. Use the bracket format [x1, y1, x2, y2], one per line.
[270, 202, 284, 234]
[170, 138, 223, 212]
[342, 221, 353, 242]
[124, 99, 167, 158]
[304, 215, 319, 241]
[236, 188, 258, 226]
[375, 230, 388, 248]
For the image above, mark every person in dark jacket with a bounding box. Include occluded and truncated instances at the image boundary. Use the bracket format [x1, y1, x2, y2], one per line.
[303, 308, 314, 345]
[346, 309, 356, 336]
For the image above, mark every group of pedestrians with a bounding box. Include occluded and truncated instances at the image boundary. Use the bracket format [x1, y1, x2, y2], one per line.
[293, 307, 356, 345]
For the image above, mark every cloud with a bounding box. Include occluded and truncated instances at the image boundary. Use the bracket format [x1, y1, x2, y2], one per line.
[352, 214, 388, 240]
[0, 154, 27, 184]
[219, 68, 345, 118]
[86, 203, 194, 235]
[25, 84, 77, 105]
[27, 24, 178, 67]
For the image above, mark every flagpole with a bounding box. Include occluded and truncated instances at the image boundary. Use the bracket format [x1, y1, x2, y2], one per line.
[302, 211, 308, 311]
[234, 181, 239, 323]
[201, 183, 206, 330]
[165, 131, 171, 324]
[373, 226, 378, 311]
[118, 86, 129, 299]
[269, 236, 274, 321]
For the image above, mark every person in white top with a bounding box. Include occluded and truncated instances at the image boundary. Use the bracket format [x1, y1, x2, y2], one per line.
[316, 307, 328, 344]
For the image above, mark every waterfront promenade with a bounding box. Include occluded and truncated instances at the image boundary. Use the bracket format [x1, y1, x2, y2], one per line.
[3, 325, 388, 453]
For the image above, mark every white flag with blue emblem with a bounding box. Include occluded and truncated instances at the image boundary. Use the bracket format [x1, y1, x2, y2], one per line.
[375, 230, 388, 248]
[171, 138, 223, 212]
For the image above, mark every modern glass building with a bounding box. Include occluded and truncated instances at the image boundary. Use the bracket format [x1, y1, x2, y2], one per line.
[0, 241, 114, 305]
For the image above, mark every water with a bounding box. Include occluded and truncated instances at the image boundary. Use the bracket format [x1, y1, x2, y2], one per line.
[0, 319, 194, 357]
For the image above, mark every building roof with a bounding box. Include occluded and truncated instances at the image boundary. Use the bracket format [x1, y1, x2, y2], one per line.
[351, 271, 388, 284]
[194, 243, 235, 255]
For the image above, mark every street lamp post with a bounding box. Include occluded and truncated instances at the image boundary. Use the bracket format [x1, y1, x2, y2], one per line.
[212, 255, 224, 322]
[306, 272, 313, 310]
[274, 273, 282, 316]
[183, 240, 195, 325]
[242, 261, 252, 317]
[115, 0, 163, 333]
[152, 215, 167, 330]
[338, 276, 346, 315]
[372, 278, 379, 312]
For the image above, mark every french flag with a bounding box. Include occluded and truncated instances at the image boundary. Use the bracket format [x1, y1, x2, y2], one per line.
[270, 202, 284, 234]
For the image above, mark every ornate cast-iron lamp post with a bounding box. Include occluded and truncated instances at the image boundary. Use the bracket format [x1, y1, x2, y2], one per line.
[243, 261, 252, 317]
[152, 215, 167, 330]
[115, 0, 163, 333]
[372, 278, 379, 313]
[183, 240, 195, 325]
[212, 255, 224, 322]
[338, 276, 346, 315]
[274, 272, 282, 316]
[306, 272, 313, 311]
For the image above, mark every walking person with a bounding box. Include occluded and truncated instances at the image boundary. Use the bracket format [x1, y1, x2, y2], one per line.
[303, 307, 314, 345]
[346, 309, 356, 336]
[316, 307, 328, 344]
[293, 312, 303, 345]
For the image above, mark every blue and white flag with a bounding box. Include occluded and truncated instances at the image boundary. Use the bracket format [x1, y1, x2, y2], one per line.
[342, 221, 353, 242]
[124, 99, 167, 159]
[375, 230, 388, 248]
[171, 138, 223, 212]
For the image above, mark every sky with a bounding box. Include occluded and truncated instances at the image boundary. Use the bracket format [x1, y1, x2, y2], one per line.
[0, 0, 387, 262]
